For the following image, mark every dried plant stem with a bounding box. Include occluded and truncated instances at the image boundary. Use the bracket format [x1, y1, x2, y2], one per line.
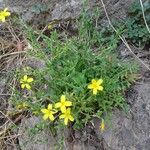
[0, 51, 26, 60]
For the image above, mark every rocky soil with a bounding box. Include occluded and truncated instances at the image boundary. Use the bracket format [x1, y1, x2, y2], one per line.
[3, 0, 135, 23]
[96, 45, 150, 150]
[0, 0, 150, 150]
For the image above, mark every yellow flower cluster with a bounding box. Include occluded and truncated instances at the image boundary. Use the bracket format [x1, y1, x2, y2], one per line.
[20, 75, 34, 90]
[20, 75, 103, 94]
[41, 95, 74, 125]
[0, 8, 10, 22]
[17, 102, 28, 110]
[19, 75, 104, 128]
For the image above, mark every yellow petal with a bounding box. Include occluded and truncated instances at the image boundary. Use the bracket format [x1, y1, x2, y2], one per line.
[52, 109, 58, 114]
[17, 104, 21, 109]
[93, 89, 97, 95]
[48, 104, 52, 110]
[61, 95, 66, 102]
[27, 77, 33, 83]
[69, 115, 74, 122]
[55, 102, 61, 108]
[97, 79, 103, 85]
[0, 16, 3, 20]
[100, 119, 105, 131]
[4, 8, 8, 12]
[48, 24, 53, 29]
[23, 75, 28, 82]
[25, 84, 31, 90]
[51, 110, 57, 114]
[65, 101, 72, 106]
[98, 86, 103, 91]
[1, 17, 5, 22]
[41, 109, 49, 114]
[92, 79, 96, 84]
[21, 84, 25, 89]
[59, 114, 65, 119]
[66, 108, 71, 114]
[20, 79, 24, 83]
[64, 118, 68, 125]
[88, 84, 93, 89]
[23, 103, 28, 108]
[43, 114, 49, 120]
[4, 12, 10, 17]
[49, 114, 54, 121]
[61, 106, 66, 113]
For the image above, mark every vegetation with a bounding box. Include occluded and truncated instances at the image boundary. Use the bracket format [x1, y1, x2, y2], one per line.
[2, 0, 148, 148]
[10, 10, 138, 132]
[124, 0, 150, 47]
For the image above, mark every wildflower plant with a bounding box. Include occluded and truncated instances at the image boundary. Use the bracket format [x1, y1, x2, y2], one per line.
[12, 8, 138, 131]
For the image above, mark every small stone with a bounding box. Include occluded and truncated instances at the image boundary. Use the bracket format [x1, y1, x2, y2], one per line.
[144, 139, 150, 150]
[51, 0, 82, 20]
[74, 130, 82, 139]
[121, 128, 135, 146]
[25, 58, 46, 69]
[81, 132, 88, 142]
[100, 82, 150, 150]
[18, 116, 56, 150]
[73, 142, 85, 150]
[119, 43, 133, 59]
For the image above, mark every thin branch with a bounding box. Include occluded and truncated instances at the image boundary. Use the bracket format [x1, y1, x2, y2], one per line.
[36, 25, 47, 41]
[0, 51, 26, 59]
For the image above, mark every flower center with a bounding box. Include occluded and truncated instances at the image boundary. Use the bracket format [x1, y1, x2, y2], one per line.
[48, 111, 52, 115]
[65, 112, 70, 118]
[61, 102, 65, 106]
[23, 80, 29, 84]
[93, 83, 99, 89]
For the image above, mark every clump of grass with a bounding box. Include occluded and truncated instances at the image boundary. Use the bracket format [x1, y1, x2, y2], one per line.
[11, 9, 138, 131]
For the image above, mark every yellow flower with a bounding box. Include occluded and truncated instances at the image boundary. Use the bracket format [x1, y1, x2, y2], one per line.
[48, 24, 53, 29]
[100, 119, 105, 131]
[20, 75, 33, 90]
[41, 104, 56, 121]
[47, 21, 56, 29]
[0, 8, 11, 22]
[59, 108, 74, 125]
[88, 79, 103, 95]
[55, 95, 72, 113]
[17, 102, 28, 110]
